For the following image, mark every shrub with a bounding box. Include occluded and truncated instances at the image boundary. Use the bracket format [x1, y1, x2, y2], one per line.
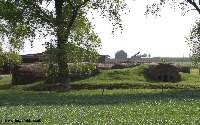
[12, 63, 46, 85]
[12, 63, 101, 84]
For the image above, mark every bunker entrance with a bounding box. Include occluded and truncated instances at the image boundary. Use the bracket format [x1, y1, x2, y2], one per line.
[158, 76, 162, 81]
[170, 76, 173, 81]
[164, 75, 168, 82]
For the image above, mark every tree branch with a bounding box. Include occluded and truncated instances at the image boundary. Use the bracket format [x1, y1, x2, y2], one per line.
[66, 8, 78, 37]
[187, 0, 200, 14]
[29, 1, 55, 27]
[182, 8, 197, 15]
[78, 0, 90, 8]
[65, 0, 89, 37]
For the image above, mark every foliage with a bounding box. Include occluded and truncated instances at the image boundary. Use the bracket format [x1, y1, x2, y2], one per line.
[115, 50, 127, 60]
[43, 43, 99, 83]
[0, 44, 21, 74]
[145, 0, 200, 17]
[187, 21, 200, 66]
[0, 0, 129, 87]
[0, 44, 3, 71]
[2, 52, 21, 65]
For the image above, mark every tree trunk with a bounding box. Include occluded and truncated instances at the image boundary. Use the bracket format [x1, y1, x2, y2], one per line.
[55, 0, 71, 92]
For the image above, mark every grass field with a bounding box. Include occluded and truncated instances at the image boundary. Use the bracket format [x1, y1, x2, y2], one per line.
[0, 66, 200, 124]
[0, 89, 200, 124]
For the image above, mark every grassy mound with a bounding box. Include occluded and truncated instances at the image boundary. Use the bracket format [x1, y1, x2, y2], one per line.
[1, 65, 200, 91]
[71, 65, 200, 89]
[72, 65, 150, 85]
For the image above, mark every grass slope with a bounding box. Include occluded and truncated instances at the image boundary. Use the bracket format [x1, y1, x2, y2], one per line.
[72, 65, 150, 85]
[71, 65, 200, 89]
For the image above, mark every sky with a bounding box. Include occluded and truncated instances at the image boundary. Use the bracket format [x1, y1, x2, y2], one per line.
[18, 0, 199, 58]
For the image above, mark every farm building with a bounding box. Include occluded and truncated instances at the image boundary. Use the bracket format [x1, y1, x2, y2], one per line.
[148, 63, 181, 83]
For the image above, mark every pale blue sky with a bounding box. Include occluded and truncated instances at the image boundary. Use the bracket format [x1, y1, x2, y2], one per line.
[18, 0, 199, 58]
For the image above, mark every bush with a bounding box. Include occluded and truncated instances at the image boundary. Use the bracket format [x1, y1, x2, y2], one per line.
[12, 63, 101, 84]
[12, 63, 46, 85]
[176, 66, 190, 74]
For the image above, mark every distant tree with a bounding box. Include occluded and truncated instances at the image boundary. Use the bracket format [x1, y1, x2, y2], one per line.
[187, 21, 200, 66]
[115, 50, 127, 60]
[148, 54, 151, 58]
[141, 53, 147, 58]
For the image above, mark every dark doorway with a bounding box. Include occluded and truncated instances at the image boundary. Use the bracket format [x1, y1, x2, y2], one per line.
[158, 76, 162, 81]
[170, 76, 173, 81]
[164, 75, 168, 82]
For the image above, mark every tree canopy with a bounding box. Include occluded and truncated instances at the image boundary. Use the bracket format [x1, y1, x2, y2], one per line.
[0, 0, 129, 91]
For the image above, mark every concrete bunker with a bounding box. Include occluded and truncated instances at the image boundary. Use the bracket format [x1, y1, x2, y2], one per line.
[148, 63, 181, 83]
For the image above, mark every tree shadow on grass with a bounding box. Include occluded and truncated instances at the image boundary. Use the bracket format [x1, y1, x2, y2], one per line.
[0, 89, 200, 106]
[0, 84, 14, 90]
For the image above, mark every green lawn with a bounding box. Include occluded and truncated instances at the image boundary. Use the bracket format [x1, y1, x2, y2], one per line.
[1, 66, 200, 124]
[0, 89, 200, 124]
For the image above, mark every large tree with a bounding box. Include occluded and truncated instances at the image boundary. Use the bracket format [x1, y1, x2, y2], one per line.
[0, 0, 128, 91]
